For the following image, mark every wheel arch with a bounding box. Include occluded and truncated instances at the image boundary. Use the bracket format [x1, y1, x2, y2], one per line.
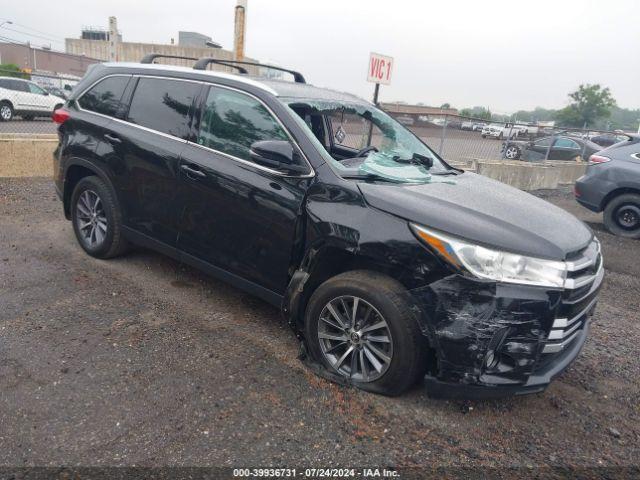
[600, 186, 640, 211]
[62, 159, 114, 219]
[283, 245, 417, 334]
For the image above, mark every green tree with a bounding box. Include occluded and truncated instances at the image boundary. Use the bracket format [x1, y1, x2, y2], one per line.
[555, 84, 616, 128]
[460, 106, 492, 120]
[440, 102, 451, 109]
[0, 63, 29, 79]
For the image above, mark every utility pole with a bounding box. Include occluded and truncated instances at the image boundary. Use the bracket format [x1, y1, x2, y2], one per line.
[234, 0, 247, 61]
[108, 16, 119, 62]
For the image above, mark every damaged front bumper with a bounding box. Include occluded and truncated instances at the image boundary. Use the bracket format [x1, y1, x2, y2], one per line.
[409, 266, 604, 399]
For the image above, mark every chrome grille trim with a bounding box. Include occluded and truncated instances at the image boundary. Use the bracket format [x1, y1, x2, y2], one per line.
[543, 330, 582, 354]
[545, 297, 598, 354]
[564, 239, 602, 290]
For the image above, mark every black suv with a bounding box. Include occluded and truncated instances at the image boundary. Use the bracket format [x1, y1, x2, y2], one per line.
[53, 58, 603, 398]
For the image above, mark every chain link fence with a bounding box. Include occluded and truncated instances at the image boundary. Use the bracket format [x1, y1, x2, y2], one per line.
[396, 112, 635, 165]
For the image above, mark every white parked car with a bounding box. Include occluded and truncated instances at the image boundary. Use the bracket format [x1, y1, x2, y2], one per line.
[0, 77, 66, 121]
[481, 123, 529, 139]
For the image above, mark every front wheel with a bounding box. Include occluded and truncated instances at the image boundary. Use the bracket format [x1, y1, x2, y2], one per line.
[304, 271, 428, 396]
[603, 193, 640, 238]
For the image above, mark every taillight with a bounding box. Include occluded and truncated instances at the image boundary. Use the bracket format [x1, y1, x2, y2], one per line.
[52, 108, 70, 124]
[589, 154, 611, 164]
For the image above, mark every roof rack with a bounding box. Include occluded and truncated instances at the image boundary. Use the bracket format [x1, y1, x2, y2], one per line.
[191, 58, 249, 74]
[140, 53, 199, 64]
[193, 58, 306, 84]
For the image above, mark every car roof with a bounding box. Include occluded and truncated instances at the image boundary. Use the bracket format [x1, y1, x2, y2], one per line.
[102, 62, 371, 106]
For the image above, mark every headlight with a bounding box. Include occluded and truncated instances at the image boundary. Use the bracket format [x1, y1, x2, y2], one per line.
[411, 224, 567, 288]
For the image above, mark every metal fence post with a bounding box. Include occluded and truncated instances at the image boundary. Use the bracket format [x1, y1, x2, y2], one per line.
[438, 114, 447, 156]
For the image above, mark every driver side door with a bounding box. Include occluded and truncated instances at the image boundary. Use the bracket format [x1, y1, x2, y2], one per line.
[176, 85, 313, 298]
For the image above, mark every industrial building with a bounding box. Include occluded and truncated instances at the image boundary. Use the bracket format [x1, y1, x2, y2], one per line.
[64, 16, 257, 73]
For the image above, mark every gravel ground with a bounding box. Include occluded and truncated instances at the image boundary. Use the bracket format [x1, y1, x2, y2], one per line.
[1, 177, 639, 471]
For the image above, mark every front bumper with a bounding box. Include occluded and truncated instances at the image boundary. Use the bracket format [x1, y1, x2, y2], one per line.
[408, 261, 603, 399]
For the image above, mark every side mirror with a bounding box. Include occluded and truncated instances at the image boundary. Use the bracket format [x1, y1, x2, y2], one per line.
[249, 140, 308, 174]
[43, 91, 49, 96]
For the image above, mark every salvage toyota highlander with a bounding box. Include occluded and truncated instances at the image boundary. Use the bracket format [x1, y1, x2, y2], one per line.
[52, 55, 604, 398]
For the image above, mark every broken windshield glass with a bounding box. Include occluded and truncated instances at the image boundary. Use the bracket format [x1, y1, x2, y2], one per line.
[283, 98, 455, 184]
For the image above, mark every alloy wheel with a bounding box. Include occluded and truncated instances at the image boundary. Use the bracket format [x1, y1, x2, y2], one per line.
[505, 146, 519, 159]
[75, 189, 108, 247]
[0, 105, 11, 120]
[317, 295, 393, 382]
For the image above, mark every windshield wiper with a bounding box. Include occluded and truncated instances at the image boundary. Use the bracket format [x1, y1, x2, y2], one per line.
[391, 152, 434, 169]
[341, 173, 402, 183]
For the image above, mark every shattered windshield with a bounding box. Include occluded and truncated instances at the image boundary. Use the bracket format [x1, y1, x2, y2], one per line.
[282, 98, 453, 183]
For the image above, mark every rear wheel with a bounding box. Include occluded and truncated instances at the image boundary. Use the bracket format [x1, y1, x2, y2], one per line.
[71, 176, 129, 258]
[504, 145, 521, 159]
[0, 102, 13, 121]
[603, 193, 640, 238]
[304, 271, 428, 396]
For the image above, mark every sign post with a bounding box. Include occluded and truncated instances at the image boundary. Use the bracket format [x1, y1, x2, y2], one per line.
[366, 52, 394, 106]
[366, 52, 393, 145]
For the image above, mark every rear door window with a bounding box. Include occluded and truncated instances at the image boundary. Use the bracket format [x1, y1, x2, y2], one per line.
[6, 80, 28, 92]
[196, 86, 289, 161]
[127, 78, 199, 139]
[78, 76, 130, 117]
[554, 137, 580, 149]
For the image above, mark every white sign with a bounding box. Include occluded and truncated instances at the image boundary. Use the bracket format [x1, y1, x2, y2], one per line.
[367, 52, 394, 85]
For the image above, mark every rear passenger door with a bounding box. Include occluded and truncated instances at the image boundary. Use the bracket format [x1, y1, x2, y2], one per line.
[176, 84, 312, 297]
[100, 76, 202, 247]
[551, 137, 582, 160]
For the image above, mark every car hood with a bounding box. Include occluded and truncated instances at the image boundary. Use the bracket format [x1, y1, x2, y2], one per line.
[358, 172, 592, 260]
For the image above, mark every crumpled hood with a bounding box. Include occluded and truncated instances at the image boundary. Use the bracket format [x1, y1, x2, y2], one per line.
[358, 172, 593, 260]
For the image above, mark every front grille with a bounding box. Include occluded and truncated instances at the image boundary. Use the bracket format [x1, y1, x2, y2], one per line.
[564, 239, 602, 291]
[542, 238, 603, 355]
[542, 297, 596, 354]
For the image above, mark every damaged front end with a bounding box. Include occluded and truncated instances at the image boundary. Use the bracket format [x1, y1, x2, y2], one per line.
[408, 270, 601, 398]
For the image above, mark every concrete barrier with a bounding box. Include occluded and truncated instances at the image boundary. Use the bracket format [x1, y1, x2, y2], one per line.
[0, 136, 587, 192]
[475, 161, 559, 190]
[0, 135, 56, 177]
[543, 160, 588, 185]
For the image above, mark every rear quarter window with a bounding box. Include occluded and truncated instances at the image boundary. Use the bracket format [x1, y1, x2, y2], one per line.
[78, 76, 130, 117]
[127, 78, 200, 139]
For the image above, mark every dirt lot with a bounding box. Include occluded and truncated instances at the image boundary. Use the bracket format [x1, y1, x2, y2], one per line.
[1, 177, 639, 471]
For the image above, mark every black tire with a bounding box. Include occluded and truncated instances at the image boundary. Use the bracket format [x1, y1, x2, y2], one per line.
[481, 134, 486, 138]
[0, 101, 13, 122]
[304, 270, 429, 396]
[70, 176, 129, 258]
[603, 193, 640, 239]
[504, 145, 521, 159]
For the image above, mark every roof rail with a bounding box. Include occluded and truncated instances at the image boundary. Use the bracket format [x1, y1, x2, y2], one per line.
[193, 58, 306, 84]
[140, 53, 199, 64]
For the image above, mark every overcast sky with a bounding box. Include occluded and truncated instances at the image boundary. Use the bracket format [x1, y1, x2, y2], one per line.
[2, 0, 638, 113]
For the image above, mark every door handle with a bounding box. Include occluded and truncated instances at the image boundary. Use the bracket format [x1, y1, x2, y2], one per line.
[180, 164, 206, 178]
[104, 133, 122, 144]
